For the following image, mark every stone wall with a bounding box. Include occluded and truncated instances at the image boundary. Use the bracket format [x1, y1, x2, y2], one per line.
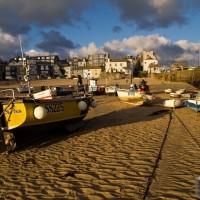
[150, 67, 200, 88]
[151, 67, 200, 83]
[99, 72, 130, 80]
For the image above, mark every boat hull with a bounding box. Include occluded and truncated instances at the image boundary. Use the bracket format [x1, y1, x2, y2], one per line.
[17, 87, 34, 93]
[116, 89, 151, 105]
[0, 94, 95, 152]
[1, 97, 91, 132]
[185, 98, 200, 111]
[89, 86, 105, 95]
[163, 99, 183, 108]
[105, 86, 118, 96]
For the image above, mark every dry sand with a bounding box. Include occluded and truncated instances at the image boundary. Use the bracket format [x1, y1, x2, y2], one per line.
[0, 78, 199, 199]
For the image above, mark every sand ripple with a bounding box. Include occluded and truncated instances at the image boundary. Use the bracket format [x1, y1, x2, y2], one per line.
[0, 93, 199, 199]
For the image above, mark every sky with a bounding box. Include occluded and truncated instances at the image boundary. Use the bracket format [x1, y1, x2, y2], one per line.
[1, 0, 200, 66]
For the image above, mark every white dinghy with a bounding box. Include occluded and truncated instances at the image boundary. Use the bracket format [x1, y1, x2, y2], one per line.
[164, 88, 172, 93]
[163, 99, 183, 108]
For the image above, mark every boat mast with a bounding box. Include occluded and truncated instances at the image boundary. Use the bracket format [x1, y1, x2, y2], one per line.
[19, 35, 31, 95]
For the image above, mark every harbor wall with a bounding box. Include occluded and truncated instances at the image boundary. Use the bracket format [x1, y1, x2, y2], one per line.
[150, 67, 200, 88]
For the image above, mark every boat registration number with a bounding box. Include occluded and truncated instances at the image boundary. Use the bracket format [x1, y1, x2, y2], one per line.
[4, 109, 22, 114]
[45, 103, 64, 113]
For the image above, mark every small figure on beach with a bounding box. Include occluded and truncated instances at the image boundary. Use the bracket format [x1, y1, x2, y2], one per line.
[134, 83, 138, 90]
[77, 75, 83, 86]
[77, 75, 85, 92]
[41, 84, 46, 91]
[139, 79, 150, 93]
[141, 79, 147, 86]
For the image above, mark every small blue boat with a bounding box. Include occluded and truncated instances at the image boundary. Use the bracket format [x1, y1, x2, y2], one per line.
[184, 97, 200, 112]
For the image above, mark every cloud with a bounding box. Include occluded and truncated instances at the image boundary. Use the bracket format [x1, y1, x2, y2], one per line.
[112, 26, 122, 33]
[104, 34, 172, 55]
[0, 30, 20, 59]
[0, 0, 94, 35]
[36, 30, 80, 58]
[0, 0, 199, 65]
[74, 42, 106, 58]
[72, 34, 198, 66]
[0, 0, 197, 36]
[108, 0, 189, 30]
[25, 49, 53, 57]
[175, 40, 199, 52]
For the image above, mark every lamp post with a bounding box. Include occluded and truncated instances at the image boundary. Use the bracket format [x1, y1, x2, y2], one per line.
[83, 71, 89, 91]
[105, 67, 112, 87]
[192, 49, 200, 84]
[130, 65, 133, 85]
[196, 49, 199, 67]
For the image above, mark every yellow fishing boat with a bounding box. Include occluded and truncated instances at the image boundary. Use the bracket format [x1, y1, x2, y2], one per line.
[0, 36, 97, 153]
[0, 88, 97, 153]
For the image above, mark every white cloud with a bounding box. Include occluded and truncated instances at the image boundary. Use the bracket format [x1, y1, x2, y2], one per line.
[0, 30, 16, 44]
[75, 42, 106, 58]
[175, 40, 200, 52]
[69, 34, 199, 65]
[0, 30, 19, 58]
[104, 34, 171, 55]
[1, 31, 199, 66]
[26, 49, 55, 57]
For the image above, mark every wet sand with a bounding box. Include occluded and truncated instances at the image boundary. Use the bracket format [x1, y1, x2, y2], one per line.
[0, 78, 199, 199]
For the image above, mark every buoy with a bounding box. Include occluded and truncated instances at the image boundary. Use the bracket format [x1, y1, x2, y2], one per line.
[34, 106, 47, 119]
[78, 101, 87, 111]
[91, 100, 97, 108]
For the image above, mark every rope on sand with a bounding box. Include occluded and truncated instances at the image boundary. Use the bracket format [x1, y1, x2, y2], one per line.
[142, 109, 172, 200]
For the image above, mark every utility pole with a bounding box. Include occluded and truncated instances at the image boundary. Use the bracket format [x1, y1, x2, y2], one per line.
[197, 49, 199, 67]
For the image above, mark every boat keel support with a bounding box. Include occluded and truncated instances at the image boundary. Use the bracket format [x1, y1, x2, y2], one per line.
[3, 132, 17, 153]
[0, 128, 7, 153]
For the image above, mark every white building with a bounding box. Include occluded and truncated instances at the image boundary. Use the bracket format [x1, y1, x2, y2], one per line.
[105, 58, 132, 74]
[141, 51, 158, 71]
[78, 58, 87, 67]
[83, 67, 101, 79]
[148, 63, 165, 74]
[64, 66, 73, 78]
[144, 58, 158, 72]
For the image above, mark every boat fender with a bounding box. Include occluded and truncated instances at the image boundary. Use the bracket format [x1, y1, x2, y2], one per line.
[34, 106, 47, 119]
[78, 101, 87, 111]
[91, 100, 97, 108]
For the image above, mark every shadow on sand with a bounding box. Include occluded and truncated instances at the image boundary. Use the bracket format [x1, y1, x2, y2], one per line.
[14, 98, 172, 153]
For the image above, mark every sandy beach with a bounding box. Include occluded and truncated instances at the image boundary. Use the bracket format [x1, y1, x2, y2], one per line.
[0, 78, 199, 199]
